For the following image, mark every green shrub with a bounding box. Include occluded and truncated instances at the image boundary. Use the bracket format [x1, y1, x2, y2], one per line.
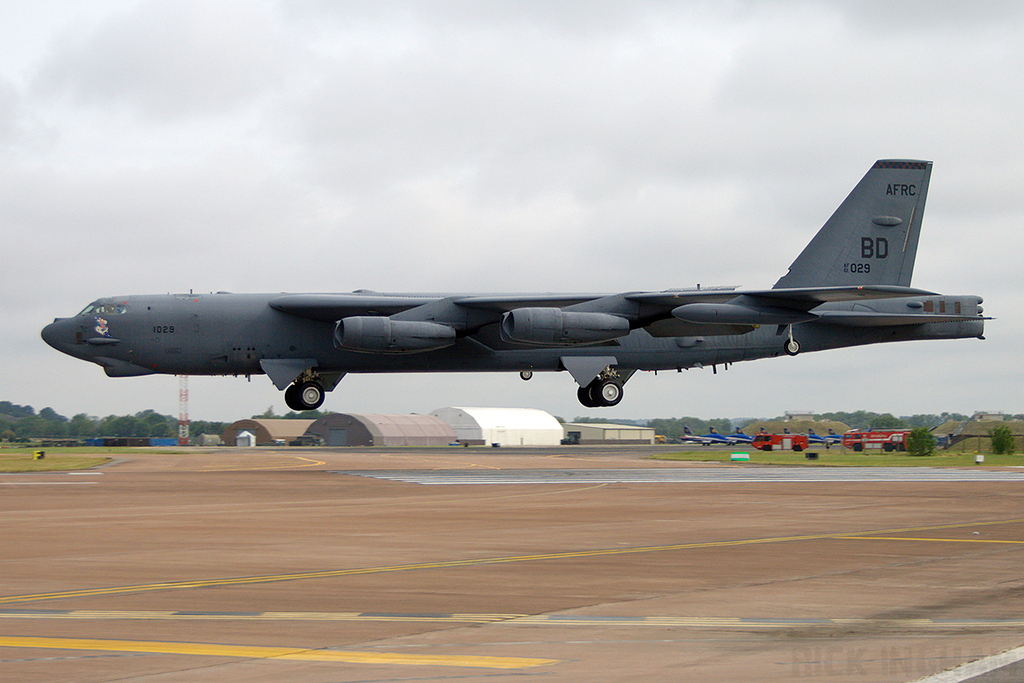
[906, 427, 936, 456]
[990, 425, 1016, 455]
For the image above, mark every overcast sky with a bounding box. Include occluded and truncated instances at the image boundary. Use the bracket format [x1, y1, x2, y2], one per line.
[3, 1, 1021, 424]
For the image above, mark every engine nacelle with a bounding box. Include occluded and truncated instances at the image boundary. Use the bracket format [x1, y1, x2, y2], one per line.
[334, 317, 456, 353]
[500, 308, 630, 346]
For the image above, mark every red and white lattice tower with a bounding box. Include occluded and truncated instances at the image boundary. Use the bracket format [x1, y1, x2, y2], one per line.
[178, 375, 190, 446]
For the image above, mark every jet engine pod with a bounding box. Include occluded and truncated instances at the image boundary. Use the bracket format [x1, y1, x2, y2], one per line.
[335, 317, 456, 353]
[500, 308, 630, 346]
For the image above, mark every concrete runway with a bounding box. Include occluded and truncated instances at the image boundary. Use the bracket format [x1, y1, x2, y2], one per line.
[3, 446, 1024, 682]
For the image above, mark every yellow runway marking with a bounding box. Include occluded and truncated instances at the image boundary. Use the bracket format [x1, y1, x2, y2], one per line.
[0, 533, 856, 605]
[0, 610, 524, 623]
[0, 636, 556, 669]
[199, 456, 326, 472]
[842, 536, 1024, 544]
[837, 518, 1024, 535]
[3, 518, 1021, 606]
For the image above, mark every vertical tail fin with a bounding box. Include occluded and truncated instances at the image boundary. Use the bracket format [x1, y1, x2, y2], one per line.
[773, 160, 932, 289]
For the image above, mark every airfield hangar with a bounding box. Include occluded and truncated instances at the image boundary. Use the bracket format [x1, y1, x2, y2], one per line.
[562, 422, 656, 445]
[221, 408, 565, 447]
[429, 407, 563, 446]
[305, 413, 456, 447]
[221, 415, 456, 447]
[221, 419, 316, 447]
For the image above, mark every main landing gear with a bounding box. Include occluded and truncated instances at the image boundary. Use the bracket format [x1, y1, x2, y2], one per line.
[578, 377, 623, 407]
[576, 371, 624, 408]
[284, 380, 325, 411]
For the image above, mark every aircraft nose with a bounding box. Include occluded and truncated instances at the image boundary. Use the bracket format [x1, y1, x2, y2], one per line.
[41, 318, 70, 351]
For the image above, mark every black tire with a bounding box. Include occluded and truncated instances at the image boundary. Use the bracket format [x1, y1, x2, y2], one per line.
[577, 378, 624, 407]
[794, 444, 803, 452]
[853, 443, 863, 452]
[784, 338, 801, 356]
[284, 383, 303, 411]
[286, 381, 325, 411]
[593, 378, 623, 407]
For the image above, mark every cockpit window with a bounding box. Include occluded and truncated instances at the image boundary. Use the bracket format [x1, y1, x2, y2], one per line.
[79, 303, 127, 316]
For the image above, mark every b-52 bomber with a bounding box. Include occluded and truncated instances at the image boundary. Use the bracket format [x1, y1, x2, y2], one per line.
[42, 160, 987, 411]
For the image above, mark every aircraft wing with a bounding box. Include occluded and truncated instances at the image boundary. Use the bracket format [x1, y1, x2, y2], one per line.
[270, 285, 967, 342]
[450, 294, 620, 312]
[269, 293, 443, 321]
[631, 285, 942, 330]
[271, 292, 617, 321]
[449, 285, 943, 332]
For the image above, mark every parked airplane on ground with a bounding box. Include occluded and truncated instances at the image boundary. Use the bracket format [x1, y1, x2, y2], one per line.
[682, 426, 731, 445]
[682, 426, 754, 446]
[42, 160, 986, 411]
[728, 428, 754, 444]
[808, 428, 842, 447]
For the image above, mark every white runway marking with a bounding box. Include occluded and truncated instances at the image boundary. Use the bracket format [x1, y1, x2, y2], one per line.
[910, 644, 1024, 683]
[333, 467, 1024, 485]
[1, 481, 98, 485]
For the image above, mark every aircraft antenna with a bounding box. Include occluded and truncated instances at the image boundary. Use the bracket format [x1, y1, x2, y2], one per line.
[178, 375, 190, 446]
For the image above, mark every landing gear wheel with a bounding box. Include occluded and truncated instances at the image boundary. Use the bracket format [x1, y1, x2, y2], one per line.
[593, 378, 623, 407]
[285, 381, 325, 411]
[284, 384, 302, 411]
[577, 378, 623, 407]
[784, 338, 801, 356]
[578, 385, 598, 408]
[298, 381, 325, 410]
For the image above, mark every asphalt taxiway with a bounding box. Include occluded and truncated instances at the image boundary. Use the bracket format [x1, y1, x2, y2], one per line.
[3, 445, 1023, 682]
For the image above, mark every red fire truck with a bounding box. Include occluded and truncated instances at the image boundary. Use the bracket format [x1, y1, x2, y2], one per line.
[842, 429, 911, 452]
[751, 433, 809, 451]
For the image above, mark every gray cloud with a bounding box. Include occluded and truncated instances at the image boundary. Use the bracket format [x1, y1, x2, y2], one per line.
[33, 1, 290, 119]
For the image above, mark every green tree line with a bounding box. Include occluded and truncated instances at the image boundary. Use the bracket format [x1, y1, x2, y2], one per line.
[811, 411, 975, 430]
[0, 401, 225, 441]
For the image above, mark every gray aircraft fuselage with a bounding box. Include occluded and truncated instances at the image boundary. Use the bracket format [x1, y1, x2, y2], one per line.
[41, 291, 984, 377]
